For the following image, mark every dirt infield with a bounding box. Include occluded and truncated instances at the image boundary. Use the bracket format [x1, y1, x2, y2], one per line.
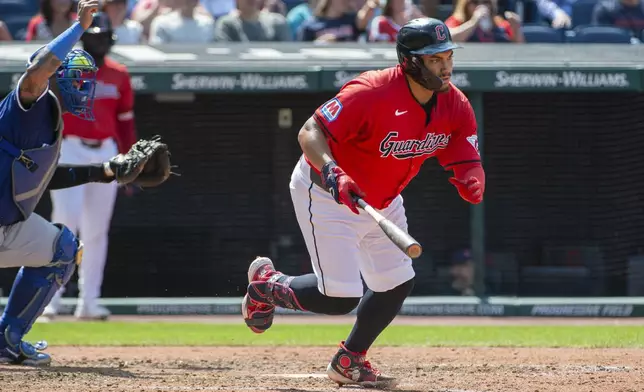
[2, 315, 643, 392]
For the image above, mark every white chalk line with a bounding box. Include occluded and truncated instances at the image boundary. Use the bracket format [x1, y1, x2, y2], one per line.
[132, 386, 486, 392]
[137, 388, 321, 391]
[125, 373, 488, 392]
[261, 373, 328, 378]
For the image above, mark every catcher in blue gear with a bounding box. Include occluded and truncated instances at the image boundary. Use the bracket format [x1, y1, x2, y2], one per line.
[0, 2, 173, 367]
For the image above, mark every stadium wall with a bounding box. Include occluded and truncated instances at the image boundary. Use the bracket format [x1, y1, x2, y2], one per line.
[0, 43, 643, 304]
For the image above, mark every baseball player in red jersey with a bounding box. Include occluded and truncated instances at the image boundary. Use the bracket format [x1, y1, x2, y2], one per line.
[42, 12, 137, 321]
[242, 17, 484, 388]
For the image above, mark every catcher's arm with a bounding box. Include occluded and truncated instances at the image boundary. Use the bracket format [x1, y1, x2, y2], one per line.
[47, 163, 115, 190]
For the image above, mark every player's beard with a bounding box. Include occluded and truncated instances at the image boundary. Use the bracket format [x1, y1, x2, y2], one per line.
[434, 78, 450, 94]
[436, 83, 451, 93]
[436, 74, 452, 93]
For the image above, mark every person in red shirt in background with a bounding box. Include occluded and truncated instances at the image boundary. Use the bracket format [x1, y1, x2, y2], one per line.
[41, 12, 137, 321]
[242, 18, 484, 388]
[368, 0, 423, 42]
[445, 0, 524, 43]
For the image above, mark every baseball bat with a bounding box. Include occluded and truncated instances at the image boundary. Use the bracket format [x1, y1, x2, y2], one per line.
[353, 197, 423, 259]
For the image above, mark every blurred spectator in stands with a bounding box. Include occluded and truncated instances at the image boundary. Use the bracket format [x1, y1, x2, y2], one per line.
[131, 0, 212, 38]
[261, 0, 288, 15]
[368, 0, 423, 42]
[446, 0, 524, 42]
[592, 0, 644, 36]
[149, 0, 216, 42]
[352, 0, 385, 38]
[200, 0, 236, 18]
[418, 0, 438, 18]
[0, 20, 12, 40]
[449, 249, 476, 296]
[298, 0, 372, 42]
[214, 0, 292, 40]
[130, 0, 173, 37]
[287, 0, 317, 37]
[26, 0, 76, 41]
[535, 0, 572, 29]
[103, 0, 144, 43]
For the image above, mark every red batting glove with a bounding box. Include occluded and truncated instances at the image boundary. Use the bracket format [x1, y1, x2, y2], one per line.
[321, 161, 366, 214]
[449, 176, 484, 204]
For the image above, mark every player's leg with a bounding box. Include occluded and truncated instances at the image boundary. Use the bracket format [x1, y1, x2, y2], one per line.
[0, 213, 82, 366]
[43, 137, 86, 318]
[327, 195, 415, 388]
[242, 156, 368, 333]
[74, 139, 119, 320]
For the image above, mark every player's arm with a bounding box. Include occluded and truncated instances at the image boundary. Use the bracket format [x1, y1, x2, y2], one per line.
[437, 96, 485, 204]
[300, 79, 371, 170]
[298, 80, 371, 213]
[18, 0, 97, 108]
[298, 117, 336, 171]
[19, 47, 66, 107]
[47, 163, 115, 190]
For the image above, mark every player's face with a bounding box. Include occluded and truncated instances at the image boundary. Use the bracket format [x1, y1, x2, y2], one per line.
[81, 33, 112, 60]
[422, 50, 454, 93]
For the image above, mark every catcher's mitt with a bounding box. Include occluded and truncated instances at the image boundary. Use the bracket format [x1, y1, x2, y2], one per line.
[108, 136, 173, 188]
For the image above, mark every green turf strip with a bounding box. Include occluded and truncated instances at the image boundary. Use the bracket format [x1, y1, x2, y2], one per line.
[24, 323, 644, 348]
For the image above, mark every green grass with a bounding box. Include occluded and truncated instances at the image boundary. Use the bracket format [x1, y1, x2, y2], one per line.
[23, 323, 644, 348]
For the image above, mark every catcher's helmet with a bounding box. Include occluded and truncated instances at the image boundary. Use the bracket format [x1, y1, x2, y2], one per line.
[27, 47, 98, 121]
[396, 18, 461, 91]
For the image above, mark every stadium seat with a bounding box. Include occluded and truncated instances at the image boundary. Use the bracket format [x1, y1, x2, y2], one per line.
[571, 0, 599, 28]
[3, 14, 32, 41]
[515, 0, 542, 24]
[568, 25, 633, 43]
[521, 24, 565, 42]
[0, 0, 38, 18]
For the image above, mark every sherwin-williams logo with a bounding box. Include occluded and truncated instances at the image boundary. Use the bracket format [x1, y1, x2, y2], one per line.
[494, 71, 630, 88]
[171, 73, 310, 91]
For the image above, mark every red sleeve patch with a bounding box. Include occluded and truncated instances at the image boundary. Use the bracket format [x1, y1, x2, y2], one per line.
[320, 98, 343, 122]
[466, 135, 479, 154]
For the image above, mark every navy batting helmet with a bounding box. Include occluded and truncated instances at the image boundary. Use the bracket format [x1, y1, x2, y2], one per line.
[396, 18, 461, 90]
[83, 12, 116, 44]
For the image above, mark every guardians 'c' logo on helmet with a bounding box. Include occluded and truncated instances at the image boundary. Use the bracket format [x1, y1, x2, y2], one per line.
[435, 24, 447, 41]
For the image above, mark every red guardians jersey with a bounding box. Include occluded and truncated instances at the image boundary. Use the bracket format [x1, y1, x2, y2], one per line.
[310, 65, 480, 210]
